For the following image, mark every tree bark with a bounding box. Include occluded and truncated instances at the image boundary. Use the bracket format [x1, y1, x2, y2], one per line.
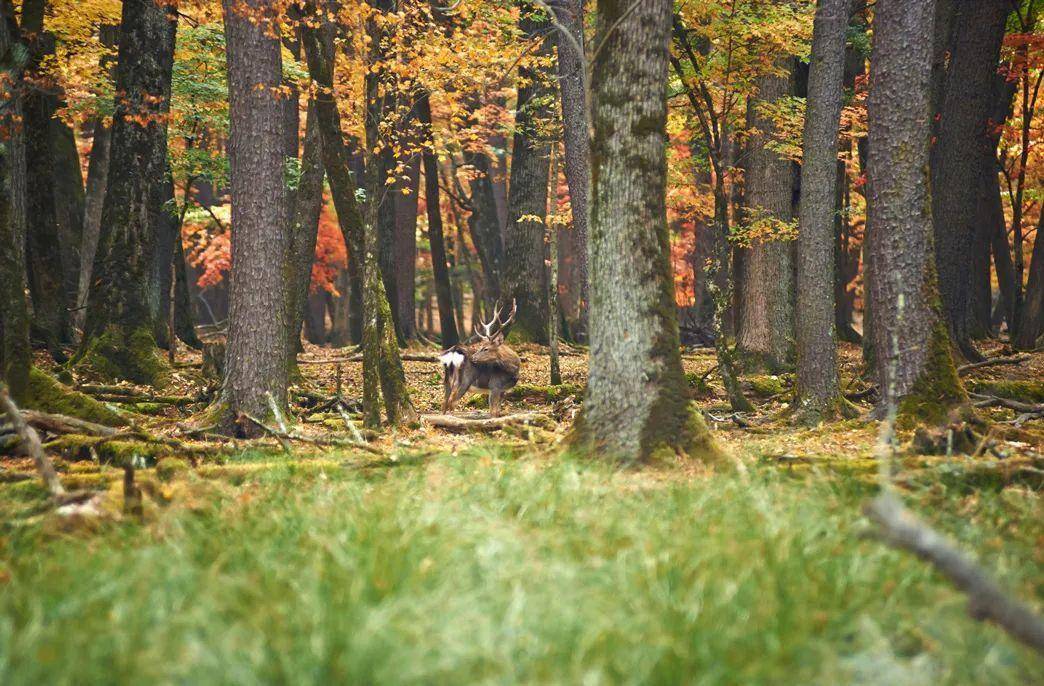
[930, 0, 1010, 360]
[81, 0, 178, 384]
[0, 3, 30, 399]
[503, 11, 552, 343]
[579, 0, 720, 463]
[418, 93, 459, 346]
[552, 0, 590, 339]
[795, 0, 851, 421]
[219, 0, 293, 433]
[866, 0, 964, 421]
[737, 67, 795, 371]
[21, 0, 68, 350]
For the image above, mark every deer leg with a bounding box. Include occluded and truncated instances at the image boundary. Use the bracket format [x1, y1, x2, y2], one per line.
[489, 389, 503, 417]
[442, 373, 455, 413]
[446, 379, 471, 413]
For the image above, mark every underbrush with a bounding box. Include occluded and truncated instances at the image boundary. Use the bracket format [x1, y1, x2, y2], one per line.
[0, 446, 1040, 685]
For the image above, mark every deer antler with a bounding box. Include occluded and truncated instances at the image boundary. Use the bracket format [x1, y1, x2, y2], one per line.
[475, 299, 516, 341]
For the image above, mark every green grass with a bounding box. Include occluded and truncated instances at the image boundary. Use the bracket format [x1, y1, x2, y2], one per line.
[0, 447, 1041, 685]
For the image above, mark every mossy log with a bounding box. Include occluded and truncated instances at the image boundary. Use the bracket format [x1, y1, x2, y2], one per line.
[23, 368, 126, 427]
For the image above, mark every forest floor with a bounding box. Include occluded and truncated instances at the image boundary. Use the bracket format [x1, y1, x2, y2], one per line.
[0, 342, 1042, 683]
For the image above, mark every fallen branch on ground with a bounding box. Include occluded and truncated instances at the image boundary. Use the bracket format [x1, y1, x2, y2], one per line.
[864, 493, 1044, 655]
[297, 352, 440, 364]
[421, 413, 552, 432]
[969, 392, 1044, 415]
[2, 385, 65, 497]
[22, 410, 120, 437]
[957, 354, 1031, 375]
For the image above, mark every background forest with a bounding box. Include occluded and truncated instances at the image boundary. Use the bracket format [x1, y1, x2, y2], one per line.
[0, 0, 1043, 683]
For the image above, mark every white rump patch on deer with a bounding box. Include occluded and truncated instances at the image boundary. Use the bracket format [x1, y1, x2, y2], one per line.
[440, 351, 465, 370]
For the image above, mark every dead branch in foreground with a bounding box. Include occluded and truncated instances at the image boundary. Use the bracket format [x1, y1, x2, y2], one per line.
[1, 385, 65, 497]
[22, 410, 120, 437]
[421, 413, 552, 432]
[957, 354, 1031, 375]
[864, 494, 1044, 655]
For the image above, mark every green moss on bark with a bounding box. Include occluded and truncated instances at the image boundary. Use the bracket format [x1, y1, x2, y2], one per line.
[77, 325, 171, 387]
[896, 321, 967, 428]
[24, 367, 127, 426]
[964, 379, 1044, 403]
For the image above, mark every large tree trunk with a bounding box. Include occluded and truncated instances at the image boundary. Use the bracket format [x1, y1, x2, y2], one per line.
[301, 12, 414, 426]
[553, 0, 590, 339]
[737, 67, 795, 371]
[795, 0, 851, 422]
[287, 103, 326, 357]
[218, 0, 292, 433]
[0, 7, 30, 399]
[80, 0, 177, 385]
[930, 0, 1010, 360]
[418, 93, 459, 346]
[21, 0, 68, 351]
[866, 0, 964, 422]
[503, 12, 552, 343]
[579, 0, 719, 463]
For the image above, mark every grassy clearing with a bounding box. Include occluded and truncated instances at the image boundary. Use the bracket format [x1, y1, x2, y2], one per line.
[0, 446, 1041, 685]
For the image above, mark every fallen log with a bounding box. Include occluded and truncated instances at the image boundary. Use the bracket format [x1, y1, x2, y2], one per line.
[957, 354, 1031, 375]
[865, 494, 1044, 655]
[22, 410, 120, 437]
[421, 412, 552, 432]
[297, 352, 441, 364]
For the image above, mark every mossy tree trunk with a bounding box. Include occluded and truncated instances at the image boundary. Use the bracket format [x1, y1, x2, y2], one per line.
[0, 6, 30, 400]
[865, 0, 965, 423]
[579, 0, 720, 463]
[21, 0, 69, 352]
[794, 0, 851, 422]
[81, 0, 177, 385]
[503, 9, 553, 344]
[737, 66, 795, 372]
[302, 13, 415, 426]
[218, 0, 293, 434]
[286, 103, 325, 359]
[929, 0, 1011, 360]
[418, 93, 459, 346]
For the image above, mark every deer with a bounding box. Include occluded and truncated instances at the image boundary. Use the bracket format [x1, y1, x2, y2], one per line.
[439, 299, 521, 417]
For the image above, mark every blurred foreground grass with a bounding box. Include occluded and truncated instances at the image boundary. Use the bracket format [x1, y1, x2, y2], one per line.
[0, 445, 1041, 685]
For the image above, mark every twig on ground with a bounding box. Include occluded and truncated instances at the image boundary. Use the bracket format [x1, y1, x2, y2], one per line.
[22, 410, 120, 437]
[864, 494, 1044, 655]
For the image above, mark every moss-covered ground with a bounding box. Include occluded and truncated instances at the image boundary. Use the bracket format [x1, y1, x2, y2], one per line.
[1, 341, 1042, 684]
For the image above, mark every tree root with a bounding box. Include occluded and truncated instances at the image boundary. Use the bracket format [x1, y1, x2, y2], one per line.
[957, 354, 1031, 375]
